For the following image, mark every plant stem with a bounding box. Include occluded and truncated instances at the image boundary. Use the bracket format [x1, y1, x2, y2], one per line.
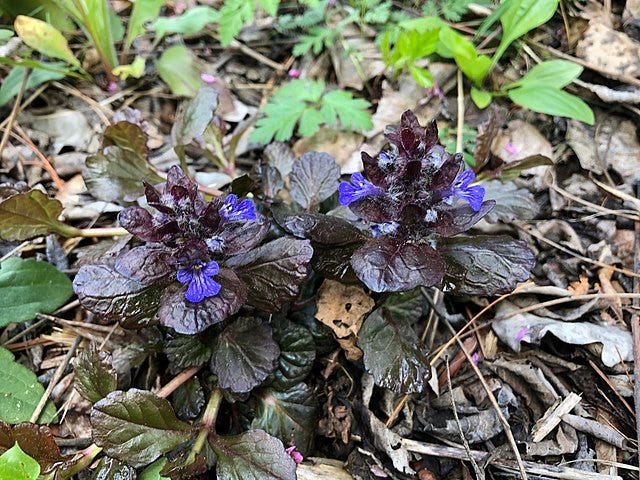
[77, 227, 129, 237]
[187, 388, 223, 464]
[57, 445, 103, 480]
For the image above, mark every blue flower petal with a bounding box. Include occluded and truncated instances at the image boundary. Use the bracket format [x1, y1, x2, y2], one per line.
[219, 194, 256, 223]
[176, 268, 193, 283]
[451, 170, 485, 212]
[178, 260, 222, 303]
[338, 172, 383, 206]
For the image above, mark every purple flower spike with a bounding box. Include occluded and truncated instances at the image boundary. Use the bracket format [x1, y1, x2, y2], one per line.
[451, 170, 485, 212]
[177, 260, 221, 303]
[219, 194, 256, 223]
[338, 172, 383, 206]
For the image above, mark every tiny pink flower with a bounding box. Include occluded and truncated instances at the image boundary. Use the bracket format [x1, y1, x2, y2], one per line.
[504, 143, 519, 156]
[288, 69, 302, 79]
[515, 325, 530, 343]
[201, 73, 217, 84]
[107, 80, 118, 93]
[429, 83, 444, 99]
[175, 1, 187, 14]
[285, 446, 303, 464]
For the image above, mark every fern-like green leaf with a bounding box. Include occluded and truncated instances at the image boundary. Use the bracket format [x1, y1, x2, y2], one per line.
[293, 26, 334, 56]
[320, 90, 372, 132]
[218, 0, 256, 46]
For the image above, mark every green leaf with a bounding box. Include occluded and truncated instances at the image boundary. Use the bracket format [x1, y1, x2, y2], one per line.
[152, 5, 220, 43]
[0, 29, 14, 41]
[252, 384, 317, 455]
[125, 0, 165, 50]
[0, 189, 79, 240]
[218, 0, 256, 46]
[91, 389, 194, 468]
[320, 90, 372, 132]
[156, 45, 202, 96]
[85, 121, 163, 202]
[507, 86, 594, 124]
[493, 0, 559, 64]
[358, 308, 431, 394]
[209, 430, 296, 480]
[210, 317, 280, 394]
[408, 64, 433, 87]
[292, 27, 333, 56]
[437, 26, 490, 84]
[14, 15, 79, 66]
[258, 0, 279, 16]
[0, 257, 72, 327]
[0, 64, 66, 108]
[0, 443, 39, 480]
[508, 59, 583, 89]
[0, 347, 57, 423]
[74, 346, 117, 403]
[470, 86, 492, 108]
[139, 459, 169, 480]
[112, 55, 145, 80]
[164, 330, 218, 370]
[0, 0, 75, 30]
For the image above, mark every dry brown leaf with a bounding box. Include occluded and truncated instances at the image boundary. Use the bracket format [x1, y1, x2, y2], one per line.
[576, 21, 640, 78]
[491, 120, 553, 163]
[293, 128, 364, 174]
[329, 23, 385, 90]
[568, 275, 590, 296]
[315, 279, 374, 339]
[336, 336, 363, 362]
[597, 267, 624, 324]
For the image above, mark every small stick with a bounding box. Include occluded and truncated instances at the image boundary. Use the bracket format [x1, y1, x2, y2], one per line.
[631, 181, 640, 471]
[156, 366, 203, 398]
[456, 69, 464, 154]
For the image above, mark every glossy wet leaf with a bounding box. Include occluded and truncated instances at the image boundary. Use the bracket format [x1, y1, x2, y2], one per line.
[252, 383, 317, 455]
[281, 212, 367, 246]
[0, 189, 79, 240]
[91, 389, 193, 467]
[0, 423, 66, 473]
[358, 308, 431, 394]
[382, 289, 425, 323]
[73, 264, 165, 325]
[0, 348, 57, 424]
[14, 15, 79, 66]
[158, 269, 246, 334]
[211, 317, 280, 393]
[209, 430, 296, 480]
[85, 122, 163, 202]
[289, 152, 341, 210]
[0, 257, 72, 327]
[271, 320, 316, 391]
[351, 237, 445, 292]
[439, 235, 535, 295]
[172, 377, 205, 420]
[481, 180, 539, 223]
[226, 238, 313, 311]
[164, 329, 218, 369]
[0, 443, 39, 480]
[74, 346, 117, 403]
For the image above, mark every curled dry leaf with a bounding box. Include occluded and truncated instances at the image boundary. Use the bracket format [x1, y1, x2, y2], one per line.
[315, 279, 374, 339]
[576, 21, 640, 78]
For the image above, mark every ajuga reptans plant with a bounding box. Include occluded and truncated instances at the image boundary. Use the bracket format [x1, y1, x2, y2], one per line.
[283, 110, 534, 294]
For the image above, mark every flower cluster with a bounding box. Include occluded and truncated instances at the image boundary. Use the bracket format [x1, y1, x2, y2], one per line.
[337, 110, 495, 292]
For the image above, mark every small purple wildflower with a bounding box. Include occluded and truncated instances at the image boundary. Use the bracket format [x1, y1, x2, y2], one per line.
[107, 80, 118, 93]
[285, 446, 303, 464]
[471, 352, 480, 365]
[371, 221, 399, 237]
[504, 143, 519, 156]
[450, 169, 485, 212]
[219, 194, 256, 223]
[338, 172, 383, 206]
[206, 236, 225, 253]
[177, 260, 221, 303]
[288, 68, 302, 79]
[515, 325, 530, 343]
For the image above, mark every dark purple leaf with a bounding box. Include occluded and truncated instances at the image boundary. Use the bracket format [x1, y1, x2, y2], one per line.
[92, 389, 194, 468]
[114, 245, 174, 284]
[217, 214, 270, 255]
[226, 237, 313, 312]
[0, 422, 67, 474]
[384, 111, 435, 159]
[164, 329, 218, 369]
[271, 320, 316, 390]
[310, 243, 361, 282]
[252, 383, 318, 455]
[351, 237, 445, 292]
[428, 151, 463, 191]
[439, 235, 535, 295]
[158, 269, 246, 334]
[118, 206, 178, 243]
[289, 152, 341, 210]
[74, 346, 117, 403]
[429, 201, 495, 236]
[209, 430, 296, 480]
[85, 122, 162, 202]
[73, 264, 165, 325]
[281, 212, 367, 246]
[172, 377, 205, 420]
[358, 308, 431, 394]
[479, 154, 554, 181]
[361, 151, 387, 187]
[481, 180, 539, 223]
[348, 195, 393, 223]
[210, 317, 280, 393]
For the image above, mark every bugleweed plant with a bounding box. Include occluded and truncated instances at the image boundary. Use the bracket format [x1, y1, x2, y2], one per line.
[0, 101, 535, 478]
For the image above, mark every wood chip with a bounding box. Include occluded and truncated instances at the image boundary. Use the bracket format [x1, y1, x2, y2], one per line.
[532, 392, 582, 442]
